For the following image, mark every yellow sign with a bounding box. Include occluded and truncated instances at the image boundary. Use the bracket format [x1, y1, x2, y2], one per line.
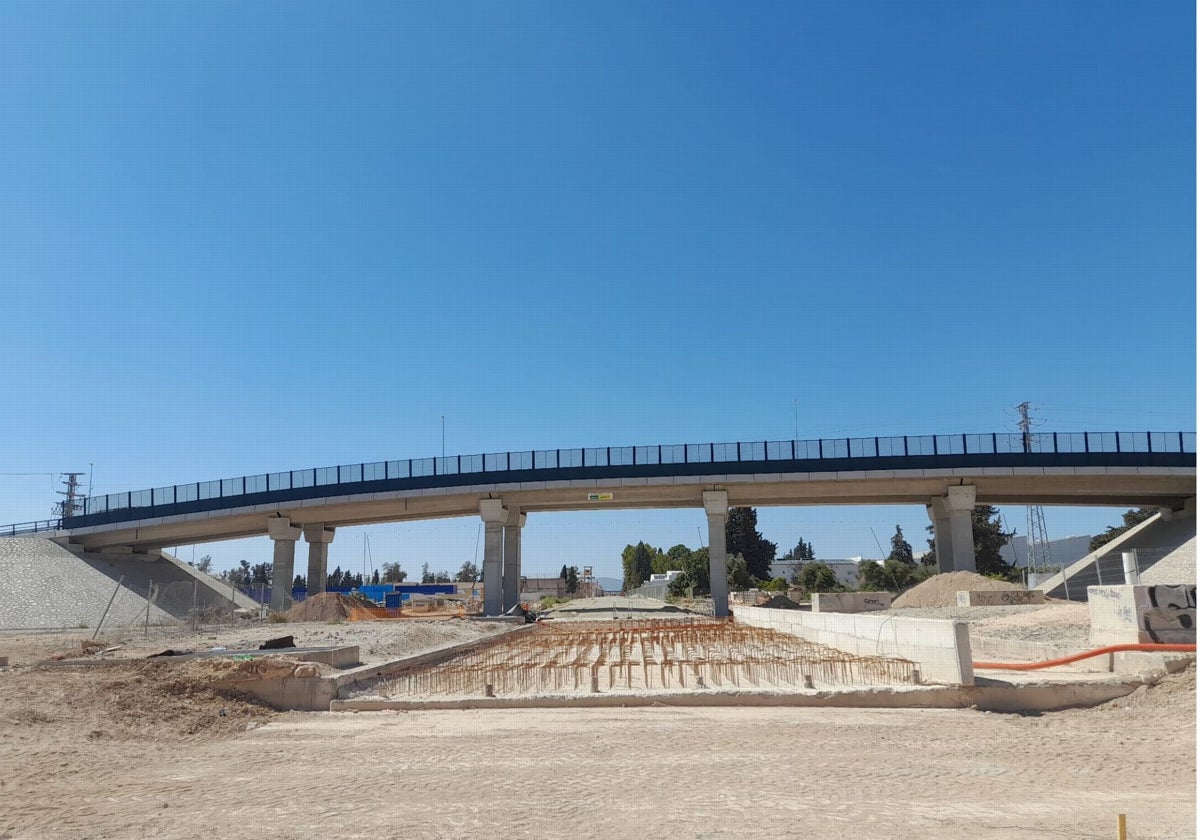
[587, 493, 614, 501]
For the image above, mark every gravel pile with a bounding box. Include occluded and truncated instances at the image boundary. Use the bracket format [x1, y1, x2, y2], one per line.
[892, 571, 1024, 608]
[283, 592, 373, 622]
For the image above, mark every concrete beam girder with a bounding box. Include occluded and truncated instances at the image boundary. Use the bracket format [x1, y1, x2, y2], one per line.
[61, 470, 1195, 553]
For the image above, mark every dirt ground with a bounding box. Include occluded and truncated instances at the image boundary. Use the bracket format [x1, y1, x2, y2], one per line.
[0, 615, 513, 667]
[0, 615, 1194, 839]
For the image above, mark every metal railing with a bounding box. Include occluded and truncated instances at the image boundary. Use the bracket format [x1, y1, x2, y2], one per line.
[3, 519, 63, 536]
[3, 430, 1191, 533]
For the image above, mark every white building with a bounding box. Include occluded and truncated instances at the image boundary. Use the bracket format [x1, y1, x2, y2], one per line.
[769, 559, 866, 588]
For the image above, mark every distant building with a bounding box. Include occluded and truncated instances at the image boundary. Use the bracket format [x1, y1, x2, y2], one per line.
[769, 559, 866, 588]
[650, 570, 684, 583]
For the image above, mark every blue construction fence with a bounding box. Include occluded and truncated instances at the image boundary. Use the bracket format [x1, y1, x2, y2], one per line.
[238, 582, 472, 607]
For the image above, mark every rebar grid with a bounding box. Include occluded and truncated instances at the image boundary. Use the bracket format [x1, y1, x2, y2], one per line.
[382, 619, 917, 697]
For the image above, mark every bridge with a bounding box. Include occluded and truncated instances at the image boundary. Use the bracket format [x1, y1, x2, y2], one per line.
[5, 431, 1194, 617]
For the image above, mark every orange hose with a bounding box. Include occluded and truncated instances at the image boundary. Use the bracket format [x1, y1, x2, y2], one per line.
[973, 643, 1196, 671]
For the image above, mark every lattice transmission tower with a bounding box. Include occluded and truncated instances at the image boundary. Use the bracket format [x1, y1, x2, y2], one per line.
[1016, 402, 1056, 589]
[55, 471, 86, 521]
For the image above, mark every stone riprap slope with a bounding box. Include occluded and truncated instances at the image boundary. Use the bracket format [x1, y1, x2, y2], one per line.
[0, 537, 172, 631]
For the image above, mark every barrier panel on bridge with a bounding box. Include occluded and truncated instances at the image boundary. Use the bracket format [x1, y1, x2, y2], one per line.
[4, 430, 1193, 535]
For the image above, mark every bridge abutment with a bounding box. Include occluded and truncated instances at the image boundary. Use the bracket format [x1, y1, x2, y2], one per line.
[267, 517, 302, 613]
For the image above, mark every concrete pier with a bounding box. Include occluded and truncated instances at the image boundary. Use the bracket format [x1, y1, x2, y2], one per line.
[704, 490, 730, 617]
[267, 517, 301, 613]
[303, 524, 335, 597]
[480, 499, 507, 616]
[502, 508, 525, 612]
[928, 485, 977, 573]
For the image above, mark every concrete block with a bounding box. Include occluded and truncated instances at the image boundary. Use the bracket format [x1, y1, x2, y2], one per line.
[812, 592, 892, 613]
[732, 605, 973, 686]
[956, 590, 1045, 607]
[1089, 584, 1197, 646]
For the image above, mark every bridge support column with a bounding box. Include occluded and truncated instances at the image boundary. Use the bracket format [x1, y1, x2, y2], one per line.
[502, 509, 526, 612]
[480, 499, 507, 616]
[704, 490, 730, 617]
[267, 517, 301, 613]
[303, 524, 335, 597]
[928, 486, 976, 573]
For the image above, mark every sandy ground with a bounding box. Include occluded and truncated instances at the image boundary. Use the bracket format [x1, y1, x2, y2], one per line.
[0, 616, 514, 668]
[0, 609, 1193, 839]
[0, 666, 1192, 840]
[887, 601, 1092, 647]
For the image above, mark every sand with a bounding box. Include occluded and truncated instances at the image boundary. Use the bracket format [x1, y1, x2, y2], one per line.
[892, 571, 1024, 608]
[0, 667, 1192, 839]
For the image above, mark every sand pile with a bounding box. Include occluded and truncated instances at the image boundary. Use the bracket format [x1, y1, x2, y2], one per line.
[893, 571, 1024, 608]
[758, 594, 803, 610]
[284, 592, 372, 622]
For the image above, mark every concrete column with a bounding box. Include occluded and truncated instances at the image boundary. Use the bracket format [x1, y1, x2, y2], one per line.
[267, 517, 301, 613]
[502, 509, 526, 612]
[303, 524, 335, 596]
[704, 490, 730, 617]
[931, 485, 977, 573]
[926, 497, 956, 574]
[480, 499, 508, 616]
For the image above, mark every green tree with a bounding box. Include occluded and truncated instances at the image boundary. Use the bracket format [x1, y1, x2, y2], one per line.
[682, 546, 711, 593]
[926, 505, 1017, 580]
[193, 554, 214, 573]
[1089, 507, 1158, 552]
[726, 553, 753, 590]
[621, 542, 656, 591]
[434, 570, 451, 583]
[857, 560, 889, 591]
[665, 544, 693, 571]
[560, 564, 569, 581]
[781, 538, 816, 564]
[381, 562, 407, 583]
[421, 563, 434, 584]
[455, 561, 480, 582]
[292, 574, 306, 590]
[250, 562, 272, 585]
[371, 569, 380, 586]
[795, 562, 840, 594]
[887, 525, 915, 566]
[565, 565, 580, 594]
[726, 507, 777, 582]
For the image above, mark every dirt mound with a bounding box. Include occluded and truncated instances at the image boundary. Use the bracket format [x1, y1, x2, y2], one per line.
[758, 595, 803, 610]
[0, 659, 274, 742]
[284, 592, 373, 622]
[893, 571, 1024, 608]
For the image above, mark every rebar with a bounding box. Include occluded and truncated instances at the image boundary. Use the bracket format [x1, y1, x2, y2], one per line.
[380, 619, 917, 698]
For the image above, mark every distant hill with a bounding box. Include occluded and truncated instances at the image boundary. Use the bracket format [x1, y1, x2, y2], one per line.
[596, 576, 622, 594]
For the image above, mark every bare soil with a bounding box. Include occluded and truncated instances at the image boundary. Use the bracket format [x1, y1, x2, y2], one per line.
[893, 571, 1024, 608]
[0, 613, 1192, 839]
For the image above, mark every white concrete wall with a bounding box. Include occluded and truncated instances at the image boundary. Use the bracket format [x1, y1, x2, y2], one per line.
[956, 590, 1044, 607]
[1089, 584, 1198, 645]
[732, 605, 973, 686]
[811, 592, 892, 613]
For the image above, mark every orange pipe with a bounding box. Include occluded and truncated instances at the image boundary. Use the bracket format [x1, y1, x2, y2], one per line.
[973, 643, 1196, 671]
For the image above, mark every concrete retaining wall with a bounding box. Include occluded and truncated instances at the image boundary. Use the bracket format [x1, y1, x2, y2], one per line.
[811, 592, 892, 613]
[1089, 584, 1198, 645]
[732, 605, 973, 686]
[956, 590, 1044, 607]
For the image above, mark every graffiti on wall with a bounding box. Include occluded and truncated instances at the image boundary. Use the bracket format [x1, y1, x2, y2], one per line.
[1144, 584, 1197, 643]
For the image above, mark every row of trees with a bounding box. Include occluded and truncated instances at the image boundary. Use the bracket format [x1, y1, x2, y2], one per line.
[621, 504, 1025, 597]
[559, 565, 581, 594]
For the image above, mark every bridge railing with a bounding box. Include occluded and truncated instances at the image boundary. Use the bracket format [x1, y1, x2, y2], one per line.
[72, 430, 1196, 518]
[3, 519, 63, 536]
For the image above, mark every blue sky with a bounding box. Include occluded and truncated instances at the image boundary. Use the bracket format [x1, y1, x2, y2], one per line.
[3, 2, 1195, 579]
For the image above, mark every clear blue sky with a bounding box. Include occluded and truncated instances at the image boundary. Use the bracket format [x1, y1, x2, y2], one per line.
[2, 2, 1195, 580]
